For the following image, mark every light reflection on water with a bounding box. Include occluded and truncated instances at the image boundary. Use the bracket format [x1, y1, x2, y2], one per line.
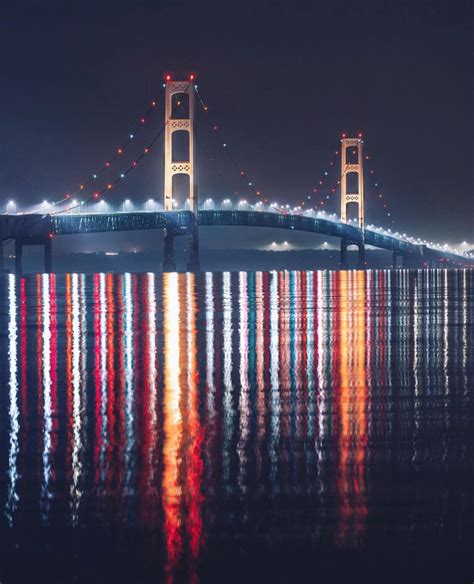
[0, 269, 472, 582]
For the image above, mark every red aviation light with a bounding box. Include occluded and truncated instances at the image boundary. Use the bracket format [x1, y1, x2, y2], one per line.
[165, 74, 171, 82]
[189, 74, 195, 81]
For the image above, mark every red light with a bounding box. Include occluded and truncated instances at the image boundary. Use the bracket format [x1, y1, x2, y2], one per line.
[94, 192, 99, 198]
[151, 101, 157, 107]
[107, 184, 112, 190]
[117, 148, 123, 155]
[80, 185, 84, 190]
[132, 161, 137, 167]
[342, 133, 346, 138]
[49, 233, 54, 239]
[140, 117, 145, 124]
[358, 132, 363, 138]
[144, 148, 149, 154]
[165, 74, 171, 81]
[105, 161, 110, 167]
[189, 74, 195, 81]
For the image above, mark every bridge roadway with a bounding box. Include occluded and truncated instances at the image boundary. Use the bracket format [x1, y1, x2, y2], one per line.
[0, 210, 471, 272]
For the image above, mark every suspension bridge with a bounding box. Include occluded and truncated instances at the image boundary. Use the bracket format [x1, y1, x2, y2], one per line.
[1, 76, 471, 274]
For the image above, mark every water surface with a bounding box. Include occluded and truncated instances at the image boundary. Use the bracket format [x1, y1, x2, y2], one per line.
[0, 269, 472, 583]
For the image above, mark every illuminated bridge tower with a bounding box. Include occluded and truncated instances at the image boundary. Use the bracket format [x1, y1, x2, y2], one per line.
[163, 76, 200, 271]
[339, 136, 366, 268]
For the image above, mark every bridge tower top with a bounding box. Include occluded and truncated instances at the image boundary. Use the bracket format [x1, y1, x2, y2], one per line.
[340, 137, 365, 230]
[163, 77, 197, 213]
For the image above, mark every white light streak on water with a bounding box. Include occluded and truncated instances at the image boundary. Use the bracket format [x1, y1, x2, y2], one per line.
[6, 274, 19, 526]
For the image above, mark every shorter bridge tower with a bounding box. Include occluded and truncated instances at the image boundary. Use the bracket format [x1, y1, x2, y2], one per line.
[162, 75, 199, 272]
[339, 136, 366, 268]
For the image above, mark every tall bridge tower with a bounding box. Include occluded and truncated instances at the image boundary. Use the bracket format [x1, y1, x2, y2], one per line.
[340, 136, 365, 229]
[162, 76, 199, 271]
[163, 78, 197, 212]
[339, 136, 366, 267]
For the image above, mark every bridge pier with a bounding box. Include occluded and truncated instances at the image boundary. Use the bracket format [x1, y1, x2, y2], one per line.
[15, 240, 23, 275]
[340, 238, 366, 269]
[162, 221, 200, 273]
[187, 227, 200, 272]
[163, 228, 176, 272]
[14, 237, 53, 275]
[357, 243, 366, 268]
[45, 237, 52, 273]
[340, 238, 348, 269]
[392, 251, 403, 268]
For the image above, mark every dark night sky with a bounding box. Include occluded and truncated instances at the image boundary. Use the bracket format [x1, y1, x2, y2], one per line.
[0, 0, 472, 243]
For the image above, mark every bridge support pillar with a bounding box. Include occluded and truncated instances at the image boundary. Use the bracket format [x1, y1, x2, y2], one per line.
[163, 228, 176, 272]
[340, 238, 348, 269]
[357, 243, 366, 268]
[15, 240, 23, 275]
[187, 227, 200, 272]
[44, 238, 52, 273]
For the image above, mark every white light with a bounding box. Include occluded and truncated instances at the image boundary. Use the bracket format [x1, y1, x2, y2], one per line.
[125, 199, 131, 204]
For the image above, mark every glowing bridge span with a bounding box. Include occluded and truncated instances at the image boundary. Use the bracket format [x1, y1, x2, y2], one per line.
[1, 209, 470, 273]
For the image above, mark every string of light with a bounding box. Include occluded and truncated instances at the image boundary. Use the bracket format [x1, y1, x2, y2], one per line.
[49, 88, 165, 207]
[298, 148, 341, 213]
[51, 84, 191, 216]
[194, 86, 269, 207]
[363, 149, 395, 225]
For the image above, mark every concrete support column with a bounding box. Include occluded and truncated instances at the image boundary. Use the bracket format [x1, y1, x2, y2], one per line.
[163, 228, 176, 272]
[357, 243, 366, 268]
[392, 251, 398, 268]
[45, 238, 53, 273]
[15, 240, 23, 275]
[340, 238, 348, 269]
[187, 227, 200, 272]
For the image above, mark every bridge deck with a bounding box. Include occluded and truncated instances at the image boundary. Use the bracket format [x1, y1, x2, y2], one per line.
[50, 209, 416, 254]
[1, 210, 470, 265]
